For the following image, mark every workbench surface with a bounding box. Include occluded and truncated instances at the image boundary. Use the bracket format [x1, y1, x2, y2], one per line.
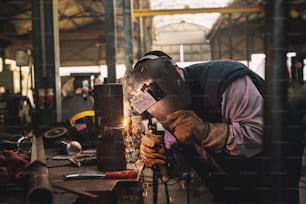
[0, 148, 144, 204]
[47, 148, 144, 204]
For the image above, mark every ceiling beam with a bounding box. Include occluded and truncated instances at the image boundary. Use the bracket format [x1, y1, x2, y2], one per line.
[133, 5, 263, 17]
[59, 31, 125, 41]
[59, 33, 102, 40]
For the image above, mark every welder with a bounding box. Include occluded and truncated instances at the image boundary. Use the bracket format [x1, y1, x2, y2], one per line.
[130, 50, 305, 203]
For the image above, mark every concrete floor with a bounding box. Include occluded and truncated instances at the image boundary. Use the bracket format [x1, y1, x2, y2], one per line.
[139, 146, 306, 204]
[141, 168, 213, 204]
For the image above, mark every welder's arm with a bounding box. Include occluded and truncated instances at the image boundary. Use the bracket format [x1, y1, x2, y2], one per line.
[221, 75, 264, 157]
[162, 76, 264, 157]
[163, 110, 228, 153]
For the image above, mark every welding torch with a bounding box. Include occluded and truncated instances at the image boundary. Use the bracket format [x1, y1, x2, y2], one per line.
[147, 120, 170, 204]
[151, 138, 169, 183]
[147, 119, 169, 183]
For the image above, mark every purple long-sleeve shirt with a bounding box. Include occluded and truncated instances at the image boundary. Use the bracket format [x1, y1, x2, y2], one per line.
[165, 75, 264, 158]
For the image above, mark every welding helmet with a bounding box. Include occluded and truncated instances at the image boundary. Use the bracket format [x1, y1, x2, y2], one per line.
[130, 51, 191, 121]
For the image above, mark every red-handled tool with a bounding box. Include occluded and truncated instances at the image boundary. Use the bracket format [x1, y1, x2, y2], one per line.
[104, 170, 138, 179]
[64, 170, 138, 180]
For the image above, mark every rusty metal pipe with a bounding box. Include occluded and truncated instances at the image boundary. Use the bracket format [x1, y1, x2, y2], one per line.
[27, 135, 53, 204]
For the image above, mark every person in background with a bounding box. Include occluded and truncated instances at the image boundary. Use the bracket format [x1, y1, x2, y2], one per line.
[61, 76, 93, 123]
[131, 50, 305, 203]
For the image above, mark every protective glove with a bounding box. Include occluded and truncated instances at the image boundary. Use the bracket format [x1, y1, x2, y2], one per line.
[0, 150, 29, 186]
[162, 110, 228, 153]
[140, 131, 166, 168]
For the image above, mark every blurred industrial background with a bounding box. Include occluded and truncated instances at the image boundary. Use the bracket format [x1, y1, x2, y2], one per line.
[0, 0, 305, 125]
[1, 0, 306, 203]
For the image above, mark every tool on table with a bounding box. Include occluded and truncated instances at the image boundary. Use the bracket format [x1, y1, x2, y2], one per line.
[58, 139, 82, 156]
[2, 135, 32, 153]
[64, 170, 138, 180]
[52, 153, 96, 167]
[52, 155, 81, 167]
[43, 127, 68, 139]
[51, 183, 98, 199]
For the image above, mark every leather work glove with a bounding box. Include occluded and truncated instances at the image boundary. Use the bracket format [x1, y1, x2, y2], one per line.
[162, 110, 228, 153]
[140, 131, 166, 168]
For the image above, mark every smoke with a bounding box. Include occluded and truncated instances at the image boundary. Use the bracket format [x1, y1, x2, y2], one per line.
[120, 72, 140, 117]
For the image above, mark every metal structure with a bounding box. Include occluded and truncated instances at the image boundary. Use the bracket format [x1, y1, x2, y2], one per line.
[207, 1, 264, 63]
[207, 12, 264, 63]
[133, 5, 263, 17]
[152, 22, 211, 62]
[0, 0, 268, 67]
[0, 0, 138, 67]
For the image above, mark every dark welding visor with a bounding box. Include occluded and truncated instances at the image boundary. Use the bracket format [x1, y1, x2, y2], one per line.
[130, 55, 191, 121]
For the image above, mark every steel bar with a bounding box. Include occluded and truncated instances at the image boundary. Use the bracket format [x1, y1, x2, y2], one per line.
[164, 182, 170, 204]
[269, 0, 288, 202]
[263, 0, 288, 203]
[152, 167, 158, 204]
[122, 0, 134, 71]
[105, 0, 117, 83]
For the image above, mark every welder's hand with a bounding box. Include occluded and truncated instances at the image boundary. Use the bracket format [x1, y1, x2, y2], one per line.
[162, 110, 228, 153]
[161, 110, 207, 142]
[140, 132, 166, 168]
